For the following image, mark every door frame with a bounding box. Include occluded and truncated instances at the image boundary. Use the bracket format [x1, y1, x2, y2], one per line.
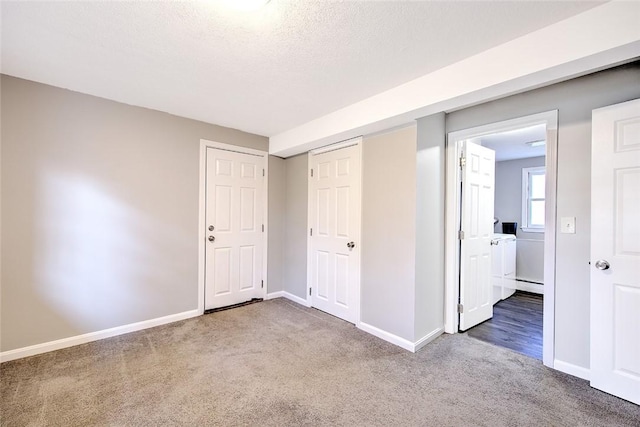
[197, 139, 269, 314]
[444, 110, 558, 368]
[306, 137, 363, 326]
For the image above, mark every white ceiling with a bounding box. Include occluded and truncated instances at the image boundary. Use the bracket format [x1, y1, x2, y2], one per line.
[473, 124, 547, 162]
[1, 1, 603, 138]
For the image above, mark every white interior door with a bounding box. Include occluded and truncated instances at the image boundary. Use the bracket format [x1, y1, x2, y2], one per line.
[205, 147, 265, 310]
[459, 141, 495, 331]
[590, 98, 640, 405]
[308, 143, 361, 324]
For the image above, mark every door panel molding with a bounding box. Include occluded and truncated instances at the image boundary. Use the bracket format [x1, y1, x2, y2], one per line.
[590, 98, 640, 405]
[198, 139, 268, 314]
[307, 138, 362, 325]
[459, 141, 495, 331]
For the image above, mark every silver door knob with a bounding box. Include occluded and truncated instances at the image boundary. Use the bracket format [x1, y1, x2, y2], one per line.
[595, 260, 610, 270]
[208, 236, 215, 242]
[347, 242, 355, 249]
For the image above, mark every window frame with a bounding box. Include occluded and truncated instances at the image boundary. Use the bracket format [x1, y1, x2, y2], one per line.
[521, 166, 546, 233]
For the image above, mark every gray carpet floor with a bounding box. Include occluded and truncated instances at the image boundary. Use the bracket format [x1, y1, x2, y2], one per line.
[1, 298, 639, 426]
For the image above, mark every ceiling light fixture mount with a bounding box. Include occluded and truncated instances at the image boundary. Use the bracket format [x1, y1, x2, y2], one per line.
[525, 140, 546, 147]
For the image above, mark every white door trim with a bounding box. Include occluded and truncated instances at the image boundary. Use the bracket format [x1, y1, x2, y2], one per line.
[198, 139, 269, 314]
[309, 136, 362, 155]
[444, 110, 558, 368]
[306, 137, 363, 327]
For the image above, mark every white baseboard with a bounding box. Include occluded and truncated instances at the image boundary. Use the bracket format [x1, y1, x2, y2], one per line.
[281, 291, 311, 307]
[358, 322, 415, 352]
[358, 323, 444, 352]
[414, 328, 444, 352]
[554, 359, 591, 381]
[515, 280, 544, 294]
[265, 291, 284, 300]
[0, 309, 200, 363]
[266, 291, 311, 308]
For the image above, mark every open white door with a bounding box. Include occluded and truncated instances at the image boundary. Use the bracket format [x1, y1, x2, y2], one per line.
[308, 142, 361, 324]
[205, 147, 265, 310]
[590, 98, 640, 405]
[459, 141, 495, 331]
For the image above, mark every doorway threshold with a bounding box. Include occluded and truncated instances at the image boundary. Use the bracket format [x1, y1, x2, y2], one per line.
[204, 298, 263, 314]
[465, 291, 543, 360]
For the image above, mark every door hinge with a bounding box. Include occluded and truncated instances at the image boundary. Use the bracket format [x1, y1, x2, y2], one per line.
[310, 169, 314, 177]
[457, 303, 464, 313]
[310, 228, 313, 236]
[263, 169, 265, 177]
[262, 224, 264, 232]
[458, 230, 465, 240]
[261, 280, 264, 289]
[459, 155, 466, 168]
[309, 287, 312, 296]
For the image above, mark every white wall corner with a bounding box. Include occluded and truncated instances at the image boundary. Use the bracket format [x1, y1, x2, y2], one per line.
[265, 291, 284, 300]
[281, 291, 311, 307]
[414, 328, 445, 352]
[358, 322, 415, 352]
[553, 359, 591, 381]
[0, 309, 200, 363]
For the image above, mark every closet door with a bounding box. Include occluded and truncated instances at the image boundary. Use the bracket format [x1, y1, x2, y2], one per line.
[308, 142, 361, 324]
[590, 98, 640, 405]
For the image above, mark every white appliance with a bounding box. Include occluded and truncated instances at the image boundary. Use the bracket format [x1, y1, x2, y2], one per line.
[491, 233, 517, 305]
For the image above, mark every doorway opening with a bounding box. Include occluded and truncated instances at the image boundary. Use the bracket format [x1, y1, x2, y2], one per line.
[445, 111, 558, 367]
[466, 123, 547, 359]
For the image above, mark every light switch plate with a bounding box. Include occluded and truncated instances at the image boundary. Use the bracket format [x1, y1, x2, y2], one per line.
[561, 217, 576, 234]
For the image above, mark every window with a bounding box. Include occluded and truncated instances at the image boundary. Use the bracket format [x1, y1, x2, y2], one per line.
[522, 166, 545, 232]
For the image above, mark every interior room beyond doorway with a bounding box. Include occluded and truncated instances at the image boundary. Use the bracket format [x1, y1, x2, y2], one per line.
[445, 110, 558, 366]
[465, 122, 547, 359]
[467, 291, 543, 360]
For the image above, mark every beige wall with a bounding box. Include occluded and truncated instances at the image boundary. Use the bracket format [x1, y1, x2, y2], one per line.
[445, 62, 640, 369]
[280, 63, 640, 356]
[361, 126, 417, 341]
[415, 113, 446, 342]
[280, 127, 422, 343]
[0, 75, 268, 352]
[10, 63, 634, 359]
[282, 154, 308, 299]
[267, 156, 286, 293]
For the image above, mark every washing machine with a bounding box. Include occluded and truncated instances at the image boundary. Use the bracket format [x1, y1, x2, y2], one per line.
[491, 233, 517, 305]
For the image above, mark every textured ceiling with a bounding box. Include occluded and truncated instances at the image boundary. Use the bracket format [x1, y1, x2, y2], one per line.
[1, 1, 602, 137]
[475, 124, 547, 162]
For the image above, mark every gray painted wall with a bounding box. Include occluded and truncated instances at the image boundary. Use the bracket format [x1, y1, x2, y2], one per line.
[445, 62, 640, 369]
[361, 126, 417, 341]
[267, 156, 286, 293]
[495, 156, 545, 283]
[280, 126, 424, 343]
[1, 75, 268, 352]
[282, 154, 308, 299]
[415, 114, 446, 341]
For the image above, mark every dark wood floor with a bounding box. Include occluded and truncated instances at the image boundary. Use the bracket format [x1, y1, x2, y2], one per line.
[465, 291, 543, 360]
